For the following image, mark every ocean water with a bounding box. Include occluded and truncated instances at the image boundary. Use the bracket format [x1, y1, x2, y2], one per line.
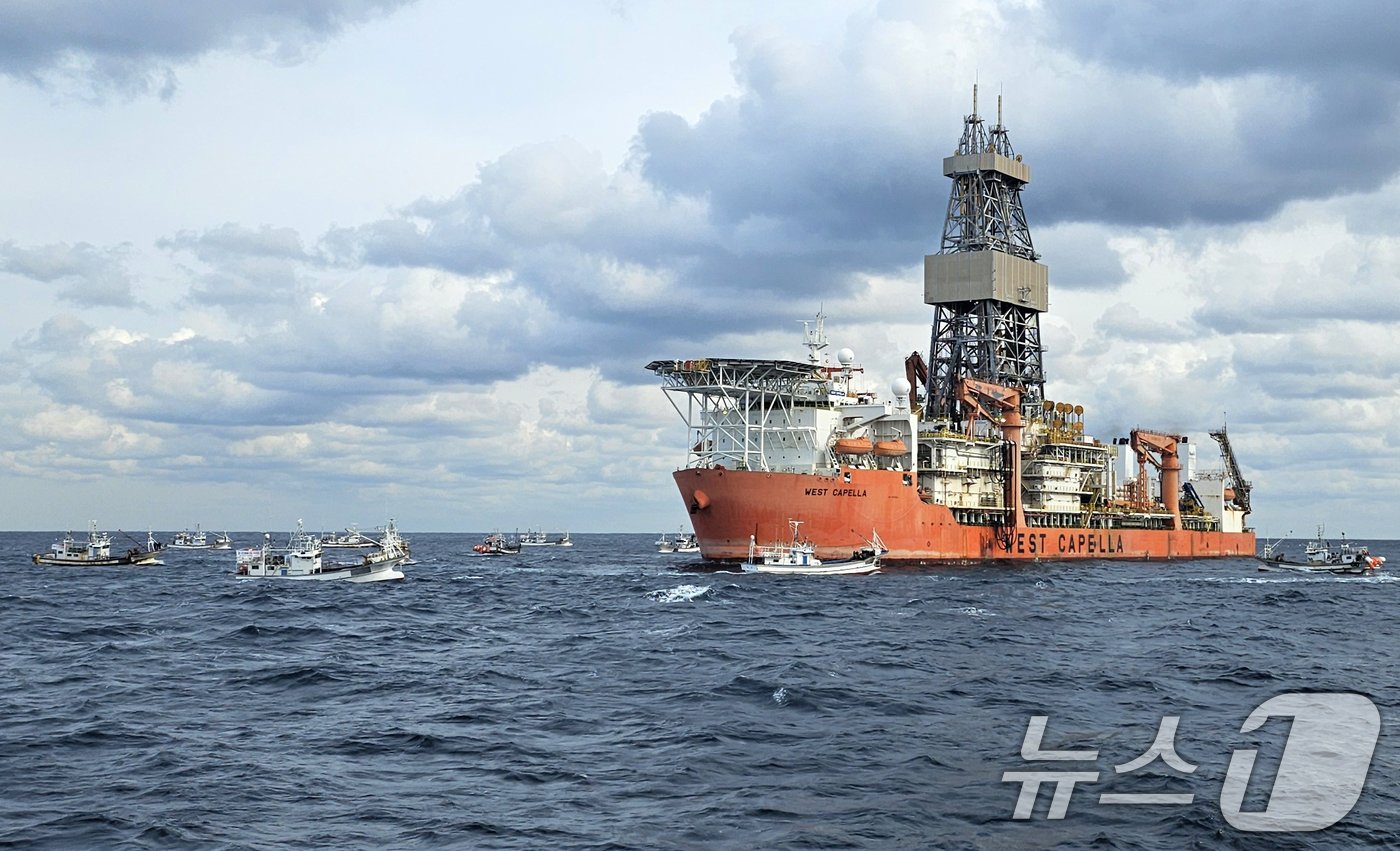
[2, 531, 1397, 850]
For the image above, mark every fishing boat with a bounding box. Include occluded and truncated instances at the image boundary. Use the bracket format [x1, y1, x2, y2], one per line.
[658, 528, 701, 554]
[320, 525, 376, 548]
[473, 531, 520, 555]
[1258, 526, 1385, 575]
[356, 519, 411, 569]
[742, 520, 884, 575]
[519, 528, 573, 547]
[235, 520, 404, 582]
[170, 524, 210, 549]
[645, 89, 1256, 564]
[210, 531, 234, 550]
[33, 523, 163, 566]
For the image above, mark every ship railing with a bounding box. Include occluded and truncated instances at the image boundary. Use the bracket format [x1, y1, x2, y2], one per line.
[659, 367, 829, 473]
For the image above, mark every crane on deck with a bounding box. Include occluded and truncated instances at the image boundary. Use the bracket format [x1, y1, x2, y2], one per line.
[1209, 425, 1252, 515]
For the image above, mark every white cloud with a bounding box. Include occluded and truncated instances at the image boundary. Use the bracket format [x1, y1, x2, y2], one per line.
[3, 0, 1400, 536]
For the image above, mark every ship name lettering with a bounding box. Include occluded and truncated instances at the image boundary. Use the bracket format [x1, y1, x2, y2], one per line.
[829, 488, 867, 498]
[1051, 532, 1125, 554]
[979, 529, 1135, 557]
[1009, 532, 1050, 555]
[804, 487, 829, 497]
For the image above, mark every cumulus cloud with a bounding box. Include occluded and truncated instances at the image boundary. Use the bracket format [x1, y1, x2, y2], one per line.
[160, 224, 312, 307]
[8, 0, 1400, 533]
[1027, 1, 1400, 226]
[0, 0, 415, 100]
[1, 241, 141, 307]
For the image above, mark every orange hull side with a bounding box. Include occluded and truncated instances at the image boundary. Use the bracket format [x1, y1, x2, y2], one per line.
[675, 468, 1256, 563]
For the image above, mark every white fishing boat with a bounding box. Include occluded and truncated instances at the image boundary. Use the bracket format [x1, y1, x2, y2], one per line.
[519, 528, 573, 547]
[1258, 526, 1385, 575]
[170, 524, 211, 549]
[33, 523, 163, 566]
[742, 520, 884, 575]
[320, 525, 376, 548]
[473, 531, 520, 555]
[236, 520, 404, 582]
[210, 531, 234, 550]
[658, 527, 700, 554]
[353, 519, 411, 569]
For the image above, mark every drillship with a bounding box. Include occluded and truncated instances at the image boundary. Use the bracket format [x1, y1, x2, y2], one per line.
[646, 89, 1256, 563]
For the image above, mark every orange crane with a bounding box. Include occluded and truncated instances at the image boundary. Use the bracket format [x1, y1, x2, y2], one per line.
[904, 351, 928, 413]
[1130, 429, 1183, 530]
[957, 378, 1025, 528]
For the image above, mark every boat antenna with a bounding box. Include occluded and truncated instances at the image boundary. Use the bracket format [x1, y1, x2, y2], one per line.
[801, 308, 829, 365]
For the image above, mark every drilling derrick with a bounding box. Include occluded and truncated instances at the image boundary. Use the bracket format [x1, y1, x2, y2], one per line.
[925, 87, 1048, 421]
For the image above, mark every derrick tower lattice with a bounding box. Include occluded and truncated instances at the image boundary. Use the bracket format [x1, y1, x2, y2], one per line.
[924, 86, 1047, 421]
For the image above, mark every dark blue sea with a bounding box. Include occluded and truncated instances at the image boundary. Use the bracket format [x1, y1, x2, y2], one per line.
[2, 531, 1397, 849]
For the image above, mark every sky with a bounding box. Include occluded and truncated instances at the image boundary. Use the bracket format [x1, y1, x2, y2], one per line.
[3, 0, 1399, 538]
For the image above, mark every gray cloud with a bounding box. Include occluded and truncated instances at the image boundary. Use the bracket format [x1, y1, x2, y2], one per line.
[1039, 1, 1400, 81]
[0, 0, 415, 99]
[623, 3, 1400, 242]
[160, 224, 311, 307]
[1029, 1, 1400, 226]
[1, 240, 141, 307]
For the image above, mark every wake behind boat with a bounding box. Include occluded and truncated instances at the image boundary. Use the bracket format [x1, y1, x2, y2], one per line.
[236, 520, 404, 582]
[743, 520, 884, 575]
[34, 523, 163, 567]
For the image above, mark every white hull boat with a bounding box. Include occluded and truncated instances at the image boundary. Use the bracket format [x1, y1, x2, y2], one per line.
[34, 524, 163, 566]
[519, 529, 573, 547]
[346, 519, 411, 570]
[320, 525, 377, 548]
[742, 520, 884, 575]
[1258, 525, 1385, 575]
[658, 528, 700, 554]
[170, 524, 211, 549]
[237, 520, 404, 582]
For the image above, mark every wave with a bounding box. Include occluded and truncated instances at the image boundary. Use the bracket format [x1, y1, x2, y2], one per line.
[647, 583, 713, 603]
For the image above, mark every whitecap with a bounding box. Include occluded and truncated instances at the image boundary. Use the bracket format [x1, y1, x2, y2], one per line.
[648, 584, 713, 603]
[947, 605, 995, 617]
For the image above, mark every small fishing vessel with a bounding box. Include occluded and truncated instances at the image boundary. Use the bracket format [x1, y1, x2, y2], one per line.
[519, 528, 573, 547]
[235, 520, 404, 582]
[170, 525, 211, 549]
[1258, 526, 1385, 575]
[320, 525, 376, 548]
[742, 520, 885, 575]
[210, 531, 234, 550]
[354, 519, 411, 569]
[658, 528, 700, 554]
[473, 531, 520, 555]
[33, 523, 164, 566]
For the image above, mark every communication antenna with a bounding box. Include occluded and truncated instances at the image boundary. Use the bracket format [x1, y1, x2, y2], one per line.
[801, 308, 829, 364]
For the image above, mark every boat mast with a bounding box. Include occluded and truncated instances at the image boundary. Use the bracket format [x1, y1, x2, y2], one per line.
[924, 86, 1047, 422]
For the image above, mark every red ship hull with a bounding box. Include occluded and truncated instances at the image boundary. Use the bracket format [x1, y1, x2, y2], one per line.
[675, 468, 1256, 563]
